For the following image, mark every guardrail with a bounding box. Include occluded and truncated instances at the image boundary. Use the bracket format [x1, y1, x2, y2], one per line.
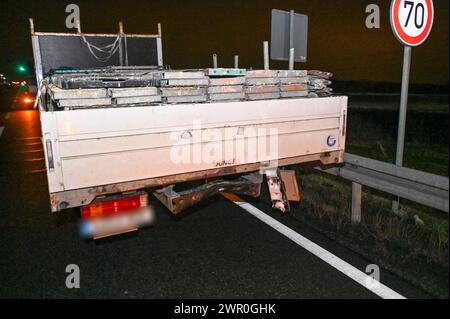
[318, 153, 449, 222]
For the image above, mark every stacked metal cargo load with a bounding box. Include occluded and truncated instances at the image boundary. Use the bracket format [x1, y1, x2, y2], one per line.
[49, 86, 111, 109]
[44, 68, 333, 110]
[47, 68, 162, 109]
[110, 87, 161, 105]
[307, 70, 333, 97]
[245, 70, 280, 100]
[207, 68, 246, 102]
[48, 85, 161, 109]
[279, 70, 309, 98]
[160, 71, 208, 104]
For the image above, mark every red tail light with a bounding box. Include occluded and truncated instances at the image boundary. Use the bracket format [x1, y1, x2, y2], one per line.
[82, 193, 148, 220]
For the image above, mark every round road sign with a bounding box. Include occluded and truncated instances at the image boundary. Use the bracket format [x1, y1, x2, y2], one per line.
[390, 0, 434, 47]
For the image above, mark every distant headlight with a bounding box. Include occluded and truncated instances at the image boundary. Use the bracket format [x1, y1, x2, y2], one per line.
[23, 97, 34, 104]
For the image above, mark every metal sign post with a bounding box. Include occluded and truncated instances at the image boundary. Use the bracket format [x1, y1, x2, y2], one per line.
[392, 45, 412, 212]
[390, 0, 434, 212]
[289, 10, 295, 70]
[395, 46, 412, 167]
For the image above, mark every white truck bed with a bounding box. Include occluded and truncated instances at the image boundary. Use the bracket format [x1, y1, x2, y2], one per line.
[30, 24, 347, 212]
[40, 96, 347, 211]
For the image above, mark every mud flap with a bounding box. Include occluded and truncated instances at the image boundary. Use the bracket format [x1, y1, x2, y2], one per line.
[279, 170, 301, 202]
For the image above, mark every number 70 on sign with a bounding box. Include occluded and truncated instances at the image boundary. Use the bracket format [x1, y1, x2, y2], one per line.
[390, 0, 434, 47]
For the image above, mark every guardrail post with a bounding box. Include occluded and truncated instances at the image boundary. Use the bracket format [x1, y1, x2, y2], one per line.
[351, 182, 362, 224]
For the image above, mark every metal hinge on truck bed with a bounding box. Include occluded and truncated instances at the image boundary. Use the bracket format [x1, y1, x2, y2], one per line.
[265, 169, 301, 213]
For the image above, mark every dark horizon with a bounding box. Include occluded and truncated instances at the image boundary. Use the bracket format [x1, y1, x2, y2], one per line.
[0, 0, 448, 85]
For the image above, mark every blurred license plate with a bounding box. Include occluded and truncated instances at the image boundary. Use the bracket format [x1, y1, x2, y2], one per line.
[80, 207, 154, 239]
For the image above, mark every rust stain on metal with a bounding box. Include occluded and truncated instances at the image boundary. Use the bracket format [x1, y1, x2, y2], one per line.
[280, 84, 307, 92]
[154, 174, 262, 214]
[50, 194, 58, 213]
[209, 77, 245, 86]
[279, 170, 301, 202]
[245, 85, 279, 94]
[246, 70, 278, 78]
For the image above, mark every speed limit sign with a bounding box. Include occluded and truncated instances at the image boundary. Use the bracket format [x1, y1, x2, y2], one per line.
[390, 0, 434, 47]
[389, 0, 434, 212]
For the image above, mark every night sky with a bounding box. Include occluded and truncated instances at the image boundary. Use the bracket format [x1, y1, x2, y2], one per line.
[0, 0, 448, 85]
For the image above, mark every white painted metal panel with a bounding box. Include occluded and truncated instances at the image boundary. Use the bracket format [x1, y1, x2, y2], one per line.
[54, 97, 345, 140]
[40, 111, 64, 192]
[40, 96, 347, 192]
[58, 117, 340, 158]
[61, 129, 340, 190]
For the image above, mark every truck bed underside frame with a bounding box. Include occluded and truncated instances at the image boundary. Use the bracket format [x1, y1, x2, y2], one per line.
[50, 150, 343, 212]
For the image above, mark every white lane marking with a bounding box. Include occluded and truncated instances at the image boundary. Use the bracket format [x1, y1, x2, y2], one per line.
[0, 126, 4, 138]
[4, 113, 10, 120]
[225, 195, 406, 299]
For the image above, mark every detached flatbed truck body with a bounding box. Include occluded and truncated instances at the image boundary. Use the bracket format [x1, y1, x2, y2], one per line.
[30, 21, 347, 216]
[42, 96, 347, 211]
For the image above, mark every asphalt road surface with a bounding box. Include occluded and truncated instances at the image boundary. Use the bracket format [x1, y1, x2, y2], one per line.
[0, 86, 432, 299]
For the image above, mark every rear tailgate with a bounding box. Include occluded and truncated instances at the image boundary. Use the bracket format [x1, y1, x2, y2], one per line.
[40, 96, 347, 193]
